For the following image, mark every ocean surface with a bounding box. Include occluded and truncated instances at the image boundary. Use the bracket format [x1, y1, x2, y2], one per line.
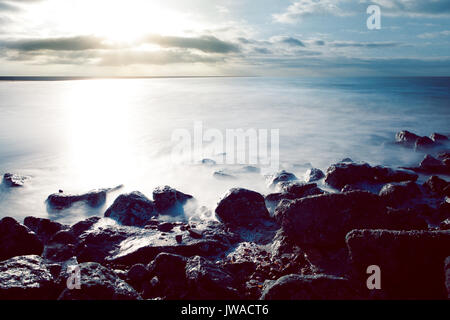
[0, 77, 449, 224]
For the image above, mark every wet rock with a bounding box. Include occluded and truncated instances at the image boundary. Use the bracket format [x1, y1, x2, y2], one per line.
[175, 234, 183, 243]
[260, 274, 355, 300]
[446, 257, 450, 298]
[267, 170, 297, 188]
[24, 216, 68, 244]
[215, 188, 270, 226]
[383, 207, 428, 230]
[188, 228, 203, 239]
[42, 230, 77, 262]
[415, 136, 435, 151]
[346, 229, 450, 299]
[70, 217, 101, 237]
[2, 173, 29, 187]
[104, 191, 156, 227]
[423, 176, 450, 197]
[396, 130, 420, 146]
[420, 154, 444, 171]
[305, 168, 325, 182]
[325, 162, 417, 190]
[47, 185, 122, 210]
[280, 181, 323, 198]
[430, 133, 448, 142]
[127, 263, 150, 291]
[213, 171, 236, 180]
[157, 222, 174, 232]
[185, 256, 238, 299]
[378, 181, 421, 207]
[437, 151, 450, 161]
[0, 217, 43, 261]
[275, 191, 386, 247]
[58, 262, 141, 300]
[201, 158, 216, 166]
[0, 255, 56, 300]
[441, 219, 450, 230]
[152, 186, 193, 212]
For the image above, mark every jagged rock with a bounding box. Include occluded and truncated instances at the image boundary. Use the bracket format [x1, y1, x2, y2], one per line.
[430, 133, 448, 142]
[2, 173, 29, 187]
[0, 217, 43, 261]
[152, 186, 193, 212]
[275, 191, 386, 247]
[70, 217, 101, 237]
[58, 262, 141, 300]
[441, 219, 450, 230]
[24, 216, 68, 244]
[423, 176, 450, 197]
[215, 188, 270, 226]
[396, 130, 420, 146]
[42, 230, 77, 262]
[415, 136, 435, 151]
[104, 191, 156, 227]
[305, 168, 325, 182]
[47, 185, 122, 210]
[0, 255, 56, 299]
[346, 229, 450, 299]
[420, 154, 444, 171]
[260, 274, 355, 300]
[265, 182, 324, 208]
[325, 162, 417, 190]
[185, 256, 238, 299]
[437, 151, 450, 161]
[378, 181, 421, 207]
[267, 170, 297, 188]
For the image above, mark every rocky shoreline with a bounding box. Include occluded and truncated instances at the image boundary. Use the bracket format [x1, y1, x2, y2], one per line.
[0, 130, 449, 300]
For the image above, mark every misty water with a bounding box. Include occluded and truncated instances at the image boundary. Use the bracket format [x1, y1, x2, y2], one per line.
[0, 77, 449, 224]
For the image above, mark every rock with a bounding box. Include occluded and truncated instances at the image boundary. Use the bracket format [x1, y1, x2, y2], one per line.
[157, 222, 174, 232]
[2, 173, 29, 187]
[430, 133, 448, 142]
[127, 263, 150, 290]
[446, 257, 450, 298]
[267, 170, 297, 188]
[260, 274, 355, 300]
[23, 216, 68, 244]
[185, 256, 238, 299]
[43, 230, 77, 262]
[0, 255, 56, 299]
[423, 176, 449, 196]
[215, 188, 270, 226]
[378, 181, 421, 207]
[346, 229, 450, 299]
[241, 166, 260, 173]
[415, 136, 435, 151]
[383, 207, 428, 230]
[441, 219, 450, 230]
[70, 217, 101, 237]
[0, 217, 43, 261]
[175, 234, 183, 243]
[340, 158, 353, 163]
[104, 191, 156, 227]
[58, 262, 141, 300]
[280, 181, 323, 198]
[437, 151, 450, 161]
[188, 228, 203, 239]
[201, 158, 216, 166]
[325, 162, 417, 190]
[275, 191, 386, 247]
[305, 168, 325, 182]
[213, 171, 236, 180]
[396, 130, 420, 146]
[47, 185, 122, 210]
[152, 186, 193, 212]
[419, 154, 447, 172]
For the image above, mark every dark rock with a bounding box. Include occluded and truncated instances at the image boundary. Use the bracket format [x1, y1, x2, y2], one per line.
[280, 181, 324, 198]
[441, 219, 450, 230]
[175, 234, 183, 243]
[158, 222, 174, 232]
[445, 257, 450, 299]
[0, 255, 56, 300]
[275, 191, 386, 247]
[104, 191, 156, 227]
[346, 229, 450, 299]
[383, 207, 428, 230]
[201, 158, 216, 166]
[378, 181, 421, 207]
[305, 168, 325, 182]
[58, 262, 141, 300]
[215, 188, 270, 226]
[267, 170, 297, 188]
[415, 136, 435, 151]
[418, 154, 449, 173]
[43, 230, 78, 262]
[127, 264, 150, 291]
[395, 130, 420, 146]
[24, 216, 67, 244]
[2, 173, 29, 187]
[340, 158, 353, 163]
[430, 133, 448, 142]
[152, 186, 193, 212]
[69, 217, 101, 237]
[188, 228, 203, 239]
[423, 175, 449, 196]
[260, 274, 355, 300]
[0, 217, 43, 261]
[437, 151, 450, 161]
[185, 256, 238, 299]
[325, 162, 417, 190]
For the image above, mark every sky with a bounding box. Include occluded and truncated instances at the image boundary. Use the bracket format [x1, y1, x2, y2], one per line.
[0, 0, 449, 76]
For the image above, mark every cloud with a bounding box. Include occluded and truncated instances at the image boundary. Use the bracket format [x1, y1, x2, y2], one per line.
[145, 35, 240, 53]
[330, 41, 401, 48]
[0, 35, 109, 51]
[361, 0, 450, 17]
[418, 30, 450, 39]
[0, 0, 43, 12]
[275, 36, 306, 47]
[273, 0, 348, 24]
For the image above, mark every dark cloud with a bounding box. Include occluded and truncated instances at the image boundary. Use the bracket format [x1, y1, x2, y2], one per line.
[331, 41, 401, 48]
[253, 47, 271, 54]
[146, 35, 240, 53]
[279, 37, 305, 47]
[0, 35, 109, 51]
[315, 40, 325, 46]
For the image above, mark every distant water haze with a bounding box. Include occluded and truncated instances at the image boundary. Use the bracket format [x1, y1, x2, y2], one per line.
[0, 77, 449, 224]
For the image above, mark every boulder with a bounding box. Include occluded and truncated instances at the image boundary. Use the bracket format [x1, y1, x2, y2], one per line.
[2, 173, 29, 187]
[430, 133, 448, 142]
[126, 263, 150, 291]
[0, 255, 56, 299]
[265, 182, 324, 207]
[415, 136, 435, 151]
[395, 130, 420, 146]
[24, 216, 68, 244]
[267, 170, 297, 188]
[346, 229, 450, 299]
[275, 191, 386, 247]
[42, 230, 77, 262]
[420, 154, 445, 171]
[423, 176, 449, 197]
[305, 168, 325, 182]
[378, 181, 421, 207]
[215, 188, 270, 226]
[152, 186, 193, 212]
[104, 191, 156, 227]
[57, 262, 141, 300]
[260, 274, 355, 300]
[69, 217, 101, 237]
[0, 217, 43, 261]
[201, 158, 216, 166]
[185, 256, 238, 299]
[383, 207, 428, 230]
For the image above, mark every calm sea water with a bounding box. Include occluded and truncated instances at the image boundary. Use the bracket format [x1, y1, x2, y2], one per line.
[0, 77, 449, 224]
